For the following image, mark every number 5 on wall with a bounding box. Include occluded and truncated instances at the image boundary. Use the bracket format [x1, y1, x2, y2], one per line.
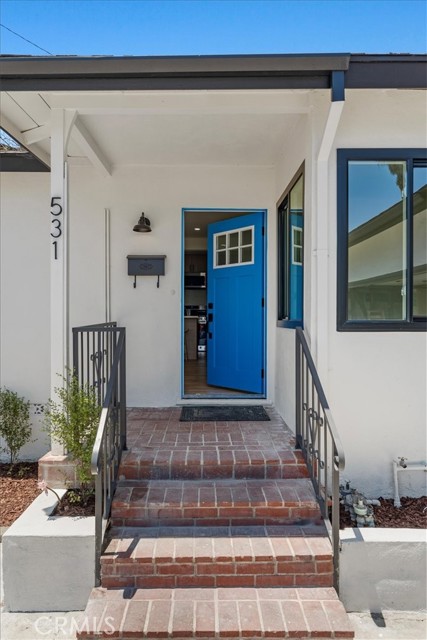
[50, 197, 62, 260]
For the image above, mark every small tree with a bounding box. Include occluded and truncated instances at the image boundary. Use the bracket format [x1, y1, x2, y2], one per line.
[0, 388, 32, 464]
[44, 372, 101, 488]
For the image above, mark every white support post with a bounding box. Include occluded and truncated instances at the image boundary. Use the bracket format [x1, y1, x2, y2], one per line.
[49, 109, 75, 454]
[313, 100, 345, 385]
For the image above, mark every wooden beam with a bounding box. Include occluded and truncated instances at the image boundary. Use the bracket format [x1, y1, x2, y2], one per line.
[71, 117, 112, 177]
[0, 113, 50, 167]
[23, 123, 50, 145]
[47, 91, 311, 115]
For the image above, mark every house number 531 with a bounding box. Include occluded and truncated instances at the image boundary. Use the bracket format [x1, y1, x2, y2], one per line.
[50, 196, 62, 259]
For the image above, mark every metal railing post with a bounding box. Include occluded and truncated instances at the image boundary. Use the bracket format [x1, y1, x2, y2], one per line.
[294, 328, 346, 593]
[120, 331, 127, 451]
[73, 322, 126, 591]
[295, 332, 302, 449]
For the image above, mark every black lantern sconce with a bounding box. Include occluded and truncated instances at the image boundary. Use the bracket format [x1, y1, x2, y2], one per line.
[133, 212, 152, 233]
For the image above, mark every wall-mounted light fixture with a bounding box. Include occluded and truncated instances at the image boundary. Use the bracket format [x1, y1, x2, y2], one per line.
[133, 212, 152, 233]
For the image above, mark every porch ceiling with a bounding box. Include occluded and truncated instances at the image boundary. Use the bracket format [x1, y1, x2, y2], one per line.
[76, 112, 301, 166]
[0, 89, 309, 170]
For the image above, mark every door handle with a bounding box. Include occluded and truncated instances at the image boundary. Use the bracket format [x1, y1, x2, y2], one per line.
[208, 313, 213, 323]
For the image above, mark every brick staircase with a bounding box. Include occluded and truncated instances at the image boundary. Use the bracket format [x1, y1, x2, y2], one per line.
[78, 408, 354, 639]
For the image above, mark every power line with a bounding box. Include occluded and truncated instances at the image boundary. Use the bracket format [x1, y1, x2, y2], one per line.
[0, 23, 53, 56]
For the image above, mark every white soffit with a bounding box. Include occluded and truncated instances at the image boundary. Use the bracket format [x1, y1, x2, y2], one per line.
[78, 112, 302, 166]
[1, 89, 310, 167]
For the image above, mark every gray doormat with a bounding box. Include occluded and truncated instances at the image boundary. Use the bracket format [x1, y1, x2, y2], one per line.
[180, 406, 270, 422]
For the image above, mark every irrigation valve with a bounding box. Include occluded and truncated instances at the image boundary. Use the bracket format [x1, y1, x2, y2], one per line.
[340, 482, 376, 527]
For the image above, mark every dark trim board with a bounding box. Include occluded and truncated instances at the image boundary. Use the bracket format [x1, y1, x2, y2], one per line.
[0, 53, 425, 92]
[0, 152, 49, 172]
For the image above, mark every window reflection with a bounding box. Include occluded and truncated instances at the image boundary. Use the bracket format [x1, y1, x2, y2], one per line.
[348, 161, 407, 321]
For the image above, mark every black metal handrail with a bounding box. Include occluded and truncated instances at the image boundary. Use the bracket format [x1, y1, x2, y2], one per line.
[295, 327, 345, 591]
[73, 322, 126, 586]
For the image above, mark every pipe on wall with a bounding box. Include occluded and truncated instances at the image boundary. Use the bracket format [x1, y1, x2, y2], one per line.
[393, 458, 427, 507]
[104, 208, 111, 322]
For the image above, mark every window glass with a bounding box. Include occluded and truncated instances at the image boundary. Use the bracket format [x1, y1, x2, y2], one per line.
[347, 161, 407, 321]
[278, 171, 304, 323]
[229, 232, 238, 248]
[214, 226, 254, 268]
[216, 251, 226, 266]
[290, 175, 303, 212]
[228, 248, 239, 264]
[241, 246, 252, 263]
[241, 229, 252, 246]
[292, 227, 303, 265]
[216, 235, 226, 250]
[413, 166, 427, 318]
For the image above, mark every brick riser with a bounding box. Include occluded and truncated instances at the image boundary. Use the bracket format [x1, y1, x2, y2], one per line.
[102, 526, 333, 590]
[102, 559, 333, 590]
[77, 587, 354, 639]
[111, 478, 321, 529]
[119, 450, 309, 481]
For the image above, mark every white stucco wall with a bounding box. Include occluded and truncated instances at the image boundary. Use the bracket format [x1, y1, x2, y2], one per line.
[273, 114, 311, 428]
[68, 164, 276, 407]
[324, 90, 426, 497]
[0, 172, 50, 460]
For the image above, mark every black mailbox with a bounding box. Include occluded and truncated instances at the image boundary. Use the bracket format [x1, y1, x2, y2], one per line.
[127, 255, 166, 288]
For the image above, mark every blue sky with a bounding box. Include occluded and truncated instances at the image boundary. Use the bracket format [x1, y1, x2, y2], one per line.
[0, 0, 426, 57]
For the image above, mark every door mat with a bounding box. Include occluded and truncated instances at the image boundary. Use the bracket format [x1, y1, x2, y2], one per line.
[180, 406, 270, 422]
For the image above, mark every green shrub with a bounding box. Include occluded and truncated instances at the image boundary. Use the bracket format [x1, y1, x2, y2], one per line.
[0, 388, 32, 464]
[44, 372, 101, 487]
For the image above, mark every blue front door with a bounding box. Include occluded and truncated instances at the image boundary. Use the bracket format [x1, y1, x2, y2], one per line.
[207, 212, 265, 393]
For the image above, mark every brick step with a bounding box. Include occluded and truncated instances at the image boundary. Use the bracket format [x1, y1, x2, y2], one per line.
[77, 586, 354, 639]
[111, 478, 321, 528]
[101, 525, 333, 589]
[119, 446, 309, 481]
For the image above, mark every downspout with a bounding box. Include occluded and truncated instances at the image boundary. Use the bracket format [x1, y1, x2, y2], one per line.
[64, 161, 69, 371]
[313, 72, 345, 383]
[104, 208, 111, 323]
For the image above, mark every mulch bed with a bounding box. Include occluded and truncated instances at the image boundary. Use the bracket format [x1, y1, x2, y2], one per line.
[53, 488, 95, 517]
[0, 462, 40, 527]
[0, 463, 95, 526]
[340, 495, 427, 529]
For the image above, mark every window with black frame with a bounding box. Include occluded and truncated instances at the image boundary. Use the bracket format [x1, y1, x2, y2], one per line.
[278, 171, 304, 326]
[337, 149, 427, 331]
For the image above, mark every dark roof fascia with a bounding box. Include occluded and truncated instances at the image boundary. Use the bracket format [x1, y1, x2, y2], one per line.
[0, 53, 350, 91]
[0, 53, 425, 92]
[0, 152, 50, 172]
[347, 54, 427, 89]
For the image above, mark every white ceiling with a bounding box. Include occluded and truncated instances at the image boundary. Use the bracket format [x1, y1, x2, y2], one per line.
[79, 112, 300, 166]
[0, 89, 309, 169]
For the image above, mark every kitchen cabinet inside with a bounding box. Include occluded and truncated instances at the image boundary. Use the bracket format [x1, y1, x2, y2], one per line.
[185, 251, 207, 274]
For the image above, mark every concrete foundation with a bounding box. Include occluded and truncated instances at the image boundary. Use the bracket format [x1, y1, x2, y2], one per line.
[340, 527, 427, 613]
[2, 491, 95, 612]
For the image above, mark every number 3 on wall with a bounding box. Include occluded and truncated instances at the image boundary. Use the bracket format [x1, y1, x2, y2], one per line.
[51, 197, 62, 259]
